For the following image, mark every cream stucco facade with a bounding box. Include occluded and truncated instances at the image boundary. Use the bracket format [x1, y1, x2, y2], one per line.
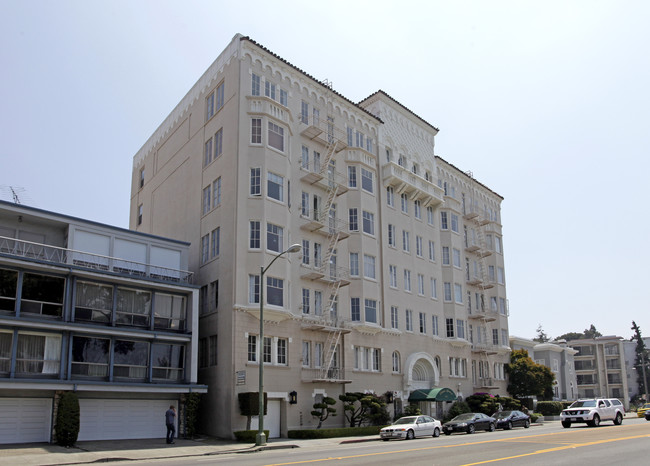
[130, 34, 510, 438]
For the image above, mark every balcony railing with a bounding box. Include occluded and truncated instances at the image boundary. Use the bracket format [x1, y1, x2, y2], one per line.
[382, 162, 444, 207]
[0, 236, 193, 284]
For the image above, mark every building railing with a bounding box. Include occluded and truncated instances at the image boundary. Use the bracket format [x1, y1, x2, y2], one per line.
[0, 236, 193, 284]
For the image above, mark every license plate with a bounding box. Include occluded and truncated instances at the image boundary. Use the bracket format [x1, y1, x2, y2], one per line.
[571, 418, 578, 422]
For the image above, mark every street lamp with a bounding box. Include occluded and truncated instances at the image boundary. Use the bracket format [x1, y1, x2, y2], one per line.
[256, 243, 301, 447]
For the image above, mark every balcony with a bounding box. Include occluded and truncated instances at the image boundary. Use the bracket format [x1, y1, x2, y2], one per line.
[299, 115, 348, 151]
[0, 236, 193, 284]
[299, 211, 350, 240]
[474, 377, 499, 389]
[299, 264, 350, 286]
[382, 162, 444, 208]
[247, 96, 290, 125]
[471, 342, 498, 354]
[301, 367, 351, 384]
[467, 309, 498, 322]
[301, 313, 350, 333]
[299, 163, 349, 196]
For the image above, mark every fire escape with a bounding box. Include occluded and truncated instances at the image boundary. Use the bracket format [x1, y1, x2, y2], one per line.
[299, 83, 351, 383]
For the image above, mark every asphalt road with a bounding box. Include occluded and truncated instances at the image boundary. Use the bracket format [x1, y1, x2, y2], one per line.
[118, 417, 650, 466]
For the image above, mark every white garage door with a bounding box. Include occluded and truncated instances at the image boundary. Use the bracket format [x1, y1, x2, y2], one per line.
[251, 399, 281, 438]
[79, 399, 176, 441]
[0, 398, 52, 444]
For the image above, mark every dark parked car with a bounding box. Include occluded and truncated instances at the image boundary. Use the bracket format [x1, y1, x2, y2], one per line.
[645, 409, 650, 421]
[493, 410, 531, 430]
[442, 412, 496, 435]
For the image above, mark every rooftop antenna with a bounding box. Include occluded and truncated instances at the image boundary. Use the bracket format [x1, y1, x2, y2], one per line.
[0, 185, 27, 204]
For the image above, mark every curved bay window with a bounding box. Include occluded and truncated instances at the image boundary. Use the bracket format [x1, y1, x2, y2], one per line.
[152, 343, 184, 382]
[113, 339, 149, 381]
[71, 336, 110, 379]
[154, 293, 186, 332]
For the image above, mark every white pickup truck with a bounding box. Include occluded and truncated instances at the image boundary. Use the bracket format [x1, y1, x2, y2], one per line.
[560, 398, 624, 428]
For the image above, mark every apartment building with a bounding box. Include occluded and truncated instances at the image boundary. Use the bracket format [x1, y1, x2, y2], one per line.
[510, 336, 578, 401]
[130, 34, 510, 438]
[0, 201, 204, 444]
[567, 336, 629, 409]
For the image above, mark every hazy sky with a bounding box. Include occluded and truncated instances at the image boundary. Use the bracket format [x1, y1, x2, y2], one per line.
[2, 0, 649, 342]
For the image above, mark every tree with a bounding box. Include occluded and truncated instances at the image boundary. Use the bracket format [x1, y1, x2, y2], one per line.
[506, 349, 555, 399]
[583, 324, 602, 339]
[556, 331, 583, 341]
[533, 324, 550, 343]
[55, 391, 80, 447]
[338, 392, 388, 427]
[556, 324, 602, 341]
[238, 392, 267, 430]
[631, 321, 649, 399]
[311, 397, 337, 428]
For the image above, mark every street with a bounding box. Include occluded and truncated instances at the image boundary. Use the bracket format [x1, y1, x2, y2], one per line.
[116, 418, 650, 466]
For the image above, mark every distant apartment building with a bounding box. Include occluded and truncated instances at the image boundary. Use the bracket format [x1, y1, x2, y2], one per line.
[567, 336, 629, 408]
[130, 34, 510, 438]
[0, 201, 205, 444]
[509, 336, 578, 401]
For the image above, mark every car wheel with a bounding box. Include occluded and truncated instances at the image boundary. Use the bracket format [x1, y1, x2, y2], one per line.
[406, 429, 415, 440]
[561, 421, 571, 428]
[590, 414, 600, 427]
[524, 419, 530, 428]
[613, 413, 623, 425]
[382, 439, 390, 442]
[433, 427, 440, 438]
[468, 424, 475, 434]
[507, 421, 513, 430]
[488, 422, 495, 432]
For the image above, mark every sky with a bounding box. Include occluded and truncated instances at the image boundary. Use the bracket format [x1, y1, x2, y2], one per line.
[1, 0, 649, 342]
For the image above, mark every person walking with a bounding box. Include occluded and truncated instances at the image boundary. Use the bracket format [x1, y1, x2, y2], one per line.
[165, 405, 176, 444]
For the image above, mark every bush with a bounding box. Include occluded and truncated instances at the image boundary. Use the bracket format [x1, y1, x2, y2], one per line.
[55, 392, 80, 447]
[184, 392, 202, 438]
[536, 401, 564, 416]
[233, 429, 270, 442]
[288, 425, 382, 439]
[529, 413, 542, 423]
[443, 401, 471, 422]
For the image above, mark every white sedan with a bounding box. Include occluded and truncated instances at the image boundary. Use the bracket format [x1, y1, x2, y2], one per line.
[380, 415, 442, 440]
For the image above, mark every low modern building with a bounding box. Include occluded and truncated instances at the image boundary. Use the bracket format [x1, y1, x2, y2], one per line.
[130, 33, 511, 438]
[0, 200, 205, 444]
[567, 336, 629, 409]
[509, 336, 577, 401]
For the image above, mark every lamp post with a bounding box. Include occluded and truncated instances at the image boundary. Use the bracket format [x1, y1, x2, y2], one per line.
[256, 243, 301, 447]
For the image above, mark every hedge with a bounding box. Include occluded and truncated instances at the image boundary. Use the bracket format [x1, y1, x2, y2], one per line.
[536, 401, 564, 416]
[234, 430, 270, 442]
[288, 425, 383, 439]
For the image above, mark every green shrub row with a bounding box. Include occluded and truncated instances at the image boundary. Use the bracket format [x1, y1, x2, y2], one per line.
[529, 413, 542, 423]
[233, 430, 270, 442]
[288, 425, 383, 439]
[535, 401, 564, 416]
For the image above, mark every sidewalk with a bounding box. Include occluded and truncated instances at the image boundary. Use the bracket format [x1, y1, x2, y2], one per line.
[0, 434, 379, 466]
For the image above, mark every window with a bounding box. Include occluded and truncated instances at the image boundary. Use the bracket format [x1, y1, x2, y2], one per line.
[363, 254, 376, 279]
[418, 274, 425, 295]
[495, 236, 502, 253]
[391, 306, 398, 329]
[216, 82, 224, 111]
[361, 168, 374, 193]
[446, 318, 455, 338]
[14, 332, 61, 376]
[300, 101, 309, 124]
[213, 177, 221, 207]
[454, 283, 463, 303]
[419, 312, 426, 334]
[249, 221, 260, 249]
[502, 329, 508, 346]
[267, 172, 284, 202]
[268, 121, 285, 151]
[416, 236, 423, 257]
[214, 128, 223, 159]
[202, 185, 211, 215]
[314, 291, 322, 315]
[451, 214, 459, 233]
[137, 204, 142, 225]
[348, 166, 357, 188]
[71, 336, 109, 378]
[386, 186, 394, 207]
[314, 243, 322, 268]
[302, 341, 310, 367]
[365, 299, 377, 323]
[75, 281, 112, 324]
[400, 193, 408, 213]
[414, 200, 421, 219]
[492, 329, 499, 345]
[440, 211, 448, 230]
[201, 234, 209, 264]
[444, 282, 452, 301]
[427, 206, 434, 225]
[347, 127, 354, 146]
[432, 315, 439, 336]
[402, 230, 410, 252]
[497, 267, 505, 284]
[301, 288, 310, 314]
[252, 73, 261, 96]
[355, 130, 364, 148]
[430, 278, 437, 299]
[499, 298, 507, 315]
[302, 240, 310, 265]
[266, 223, 283, 253]
[389, 265, 397, 287]
[277, 338, 287, 365]
[249, 275, 260, 304]
[248, 335, 257, 362]
[279, 89, 287, 107]
[406, 309, 413, 332]
[350, 297, 361, 321]
[366, 137, 373, 153]
[404, 269, 411, 292]
[453, 248, 461, 267]
[457, 319, 466, 339]
[116, 287, 151, 327]
[428, 240, 435, 261]
[211, 227, 220, 258]
[264, 80, 276, 100]
[442, 246, 450, 265]
[250, 168, 261, 196]
[266, 276, 283, 306]
[349, 208, 358, 231]
[251, 118, 262, 144]
[392, 351, 400, 372]
[206, 92, 215, 120]
[362, 211, 374, 235]
[388, 224, 396, 247]
[113, 339, 149, 380]
[488, 266, 496, 281]
[349, 253, 359, 277]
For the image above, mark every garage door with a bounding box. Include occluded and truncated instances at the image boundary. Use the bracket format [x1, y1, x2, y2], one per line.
[251, 399, 281, 438]
[79, 399, 176, 441]
[0, 398, 52, 444]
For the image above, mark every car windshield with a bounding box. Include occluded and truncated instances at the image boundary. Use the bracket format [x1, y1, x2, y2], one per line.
[570, 400, 596, 408]
[393, 417, 417, 425]
[452, 413, 475, 421]
[494, 411, 513, 419]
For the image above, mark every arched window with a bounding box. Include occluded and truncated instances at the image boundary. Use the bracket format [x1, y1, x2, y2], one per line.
[392, 351, 401, 373]
[425, 171, 432, 182]
[398, 155, 406, 167]
[412, 163, 419, 175]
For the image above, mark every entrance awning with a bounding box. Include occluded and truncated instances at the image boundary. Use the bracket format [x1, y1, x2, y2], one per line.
[408, 388, 457, 402]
